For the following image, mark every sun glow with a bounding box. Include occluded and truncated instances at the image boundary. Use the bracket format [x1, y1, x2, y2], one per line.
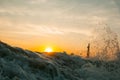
[45, 47, 53, 52]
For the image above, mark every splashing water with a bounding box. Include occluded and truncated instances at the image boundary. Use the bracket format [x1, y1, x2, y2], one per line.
[90, 25, 120, 61]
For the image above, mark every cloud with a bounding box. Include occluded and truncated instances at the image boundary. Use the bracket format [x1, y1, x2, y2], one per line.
[0, 0, 120, 44]
[28, 0, 49, 4]
[0, 17, 64, 37]
[26, 24, 64, 35]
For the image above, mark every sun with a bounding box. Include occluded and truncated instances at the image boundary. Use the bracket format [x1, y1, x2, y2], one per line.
[45, 47, 53, 52]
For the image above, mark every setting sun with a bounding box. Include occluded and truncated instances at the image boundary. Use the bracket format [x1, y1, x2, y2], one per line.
[45, 47, 53, 52]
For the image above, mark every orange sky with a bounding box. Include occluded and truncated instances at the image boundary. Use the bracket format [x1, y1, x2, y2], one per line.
[0, 0, 120, 56]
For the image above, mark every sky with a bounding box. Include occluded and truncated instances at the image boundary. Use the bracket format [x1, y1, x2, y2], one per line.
[0, 0, 120, 54]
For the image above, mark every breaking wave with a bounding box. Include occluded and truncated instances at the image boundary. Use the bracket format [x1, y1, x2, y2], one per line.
[0, 41, 120, 80]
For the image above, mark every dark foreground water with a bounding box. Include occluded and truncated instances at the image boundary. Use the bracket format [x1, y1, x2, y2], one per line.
[0, 41, 120, 80]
